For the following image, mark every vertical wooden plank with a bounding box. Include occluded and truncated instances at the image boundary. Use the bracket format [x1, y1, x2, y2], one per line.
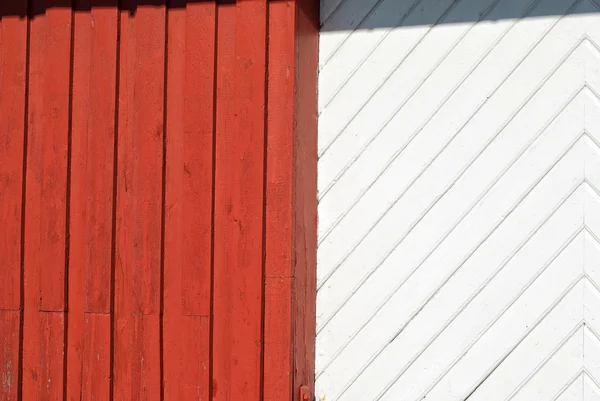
[23, 2, 72, 399]
[0, 311, 20, 401]
[264, 278, 293, 401]
[29, 3, 72, 313]
[214, 1, 268, 401]
[114, 3, 165, 400]
[263, 2, 296, 400]
[163, 2, 215, 400]
[177, 2, 215, 318]
[264, 2, 319, 401]
[38, 312, 66, 401]
[162, 315, 210, 401]
[0, 4, 27, 312]
[0, 4, 28, 400]
[163, 6, 186, 397]
[68, 4, 118, 400]
[291, 2, 319, 399]
[212, 3, 236, 399]
[72, 4, 118, 315]
[80, 314, 111, 400]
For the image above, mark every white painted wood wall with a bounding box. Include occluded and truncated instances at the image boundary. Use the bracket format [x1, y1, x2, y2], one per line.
[316, 0, 600, 400]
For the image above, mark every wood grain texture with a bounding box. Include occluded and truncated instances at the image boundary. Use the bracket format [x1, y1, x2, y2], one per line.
[26, 3, 72, 313]
[0, 311, 20, 401]
[213, 1, 268, 401]
[264, 2, 319, 401]
[264, 3, 296, 400]
[212, 3, 236, 400]
[22, 3, 72, 400]
[0, 2, 319, 400]
[0, 4, 28, 400]
[264, 278, 294, 401]
[162, 315, 210, 400]
[0, 5, 27, 312]
[292, 2, 319, 399]
[114, 4, 165, 400]
[67, 4, 118, 400]
[70, 4, 118, 316]
[163, 2, 215, 399]
[80, 313, 111, 400]
[38, 312, 66, 401]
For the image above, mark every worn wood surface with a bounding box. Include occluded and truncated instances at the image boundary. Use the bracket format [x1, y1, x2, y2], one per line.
[68, 5, 118, 401]
[163, 2, 215, 400]
[0, 2, 318, 400]
[0, 3, 28, 399]
[22, 3, 72, 399]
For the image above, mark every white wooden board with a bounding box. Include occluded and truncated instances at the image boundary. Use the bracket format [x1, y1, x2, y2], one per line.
[316, 0, 600, 400]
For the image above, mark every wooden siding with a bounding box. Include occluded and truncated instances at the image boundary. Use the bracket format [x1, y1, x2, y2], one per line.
[0, 1, 318, 400]
[316, 1, 600, 401]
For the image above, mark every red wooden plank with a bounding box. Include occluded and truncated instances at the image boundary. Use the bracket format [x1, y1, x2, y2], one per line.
[291, 2, 319, 398]
[0, 8, 27, 401]
[114, 4, 165, 400]
[163, 3, 215, 399]
[38, 312, 65, 401]
[0, 310, 20, 401]
[116, 2, 163, 317]
[0, 8, 28, 312]
[163, 315, 210, 400]
[164, 0, 214, 318]
[264, 2, 319, 400]
[23, 3, 72, 399]
[67, 5, 118, 400]
[27, 4, 72, 313]
[264, 278, 293, 401]
[265, 0, 295, 275]
[162, 7, 186, 397]
[263, 3, 296, 400]
[263, 2, 319, 400]
[80, 314, 111, 400]
[179, 2, 215, 317]
[131, 315, 161, 398]
[214, 1, 268, 401]
[212, 3, 236, 399]
[71, 5, 118, 314]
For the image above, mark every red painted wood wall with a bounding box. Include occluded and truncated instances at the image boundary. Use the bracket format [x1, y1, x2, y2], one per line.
[0, 1, 318, 400]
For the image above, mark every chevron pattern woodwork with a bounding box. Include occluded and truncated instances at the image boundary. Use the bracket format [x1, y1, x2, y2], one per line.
[316, 0, 600, 400]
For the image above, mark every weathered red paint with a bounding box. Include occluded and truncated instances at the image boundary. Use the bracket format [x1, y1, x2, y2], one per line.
[214, 1, 269, 401]
[163, 2, 215, 400]
[265, 1, 319, 401]
[0, 1, 318, 400]
[212, 3, 236, 400]
[68, 4, 118, 400]
[0, 4, 27, 399]
[0, 5, 27, 314]
[292, 3, 319, 399]
[114, 4, 165, 399]
[23, 3, 72, 400]
[0, 311, 20, 401]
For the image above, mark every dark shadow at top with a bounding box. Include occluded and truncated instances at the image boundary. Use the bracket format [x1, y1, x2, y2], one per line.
[320, 0, 600, 32]
[0, 0, 235, 18]
[2, 0, 600, 28]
